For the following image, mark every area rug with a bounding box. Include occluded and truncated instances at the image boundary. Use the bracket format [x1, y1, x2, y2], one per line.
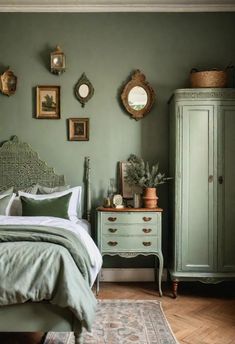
[44, 299, 179, 344]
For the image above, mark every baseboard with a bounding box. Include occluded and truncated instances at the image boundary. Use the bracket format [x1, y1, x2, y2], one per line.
[100, 268, 167, 282]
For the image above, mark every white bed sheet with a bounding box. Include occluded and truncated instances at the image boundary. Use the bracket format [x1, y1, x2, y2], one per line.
[0, 215, 102, 285]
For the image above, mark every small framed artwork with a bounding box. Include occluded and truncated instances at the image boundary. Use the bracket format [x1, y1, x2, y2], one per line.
[36, 85, 60, 119]
[119, 161, 142, 199]
[68, 118, 89, 141]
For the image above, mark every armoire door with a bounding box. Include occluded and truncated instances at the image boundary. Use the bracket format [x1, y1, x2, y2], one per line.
[217, 106, 235, 271]
[180, 104, 217, 272]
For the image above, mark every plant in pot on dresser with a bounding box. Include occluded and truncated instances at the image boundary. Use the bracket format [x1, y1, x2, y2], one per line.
[125, 154, 170, 208]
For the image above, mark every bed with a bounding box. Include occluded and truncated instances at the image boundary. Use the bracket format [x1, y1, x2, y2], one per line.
[0, 136, 102, 344]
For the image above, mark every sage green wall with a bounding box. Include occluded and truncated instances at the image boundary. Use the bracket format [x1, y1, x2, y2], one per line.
[1, 13, 235, 265]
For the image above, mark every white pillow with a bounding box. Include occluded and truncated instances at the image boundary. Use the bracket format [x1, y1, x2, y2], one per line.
[36, 184, 70, 194]
[0, 193, 16, 215]
[18, 186, 82, 222]
[10, 196, 22, 216]
[0, 187, 14, 195]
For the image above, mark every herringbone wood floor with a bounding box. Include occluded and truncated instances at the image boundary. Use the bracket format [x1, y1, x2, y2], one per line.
[98, 281, 235, 344]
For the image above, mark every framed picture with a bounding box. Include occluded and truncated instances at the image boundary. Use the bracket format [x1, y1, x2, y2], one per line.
[68, 118, 89, 141]
[119, 161, 142, 199]
[36, 86, 60, 119]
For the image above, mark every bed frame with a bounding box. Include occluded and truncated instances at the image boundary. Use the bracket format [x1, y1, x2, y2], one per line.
[0, 136, 92, 343]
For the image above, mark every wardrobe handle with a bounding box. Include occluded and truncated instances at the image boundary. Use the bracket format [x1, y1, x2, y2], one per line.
[218, 176, 224, 184]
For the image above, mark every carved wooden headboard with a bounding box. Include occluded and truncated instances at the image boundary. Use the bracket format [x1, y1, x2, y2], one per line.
[0, 136, 91, 221]
[0, 136, 65, 192]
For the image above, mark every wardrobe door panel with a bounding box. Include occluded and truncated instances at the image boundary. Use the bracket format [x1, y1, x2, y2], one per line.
[218, 106, 235, 271]
[181, 105, 216, 271]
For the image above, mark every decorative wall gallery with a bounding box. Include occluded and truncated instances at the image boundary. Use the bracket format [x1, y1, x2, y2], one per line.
[0, 42, 157, 144]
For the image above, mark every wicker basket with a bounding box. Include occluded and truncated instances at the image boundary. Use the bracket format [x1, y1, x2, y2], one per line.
[190, 70, 228, 88]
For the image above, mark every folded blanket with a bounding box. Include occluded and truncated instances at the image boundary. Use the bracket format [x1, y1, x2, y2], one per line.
[0, 225, 97, 330]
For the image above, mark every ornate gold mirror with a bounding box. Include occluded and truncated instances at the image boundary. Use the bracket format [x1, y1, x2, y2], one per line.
[121, 70, 155, 120]
[74, 73, 94, 108]
[0, 68, 17, 96]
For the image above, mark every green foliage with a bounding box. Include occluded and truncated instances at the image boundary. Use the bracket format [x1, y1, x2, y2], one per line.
[44, 94, 54, 107]
[125, 154, 169, 188]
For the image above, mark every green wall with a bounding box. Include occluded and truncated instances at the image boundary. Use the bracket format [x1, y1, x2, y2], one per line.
[1, 12, 235, 265]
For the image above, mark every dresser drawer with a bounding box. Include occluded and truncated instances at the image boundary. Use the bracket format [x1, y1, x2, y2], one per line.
[102, 235, 159, 252]
[101, 212, 159, 225]
[102, 224, 159, 236]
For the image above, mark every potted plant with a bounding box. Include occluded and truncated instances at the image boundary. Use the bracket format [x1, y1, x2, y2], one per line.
[125, 154, 170, 208]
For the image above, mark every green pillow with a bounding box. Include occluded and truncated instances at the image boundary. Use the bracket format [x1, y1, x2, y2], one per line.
[0, 194, 14, 215]
[20, 192, 72, 219]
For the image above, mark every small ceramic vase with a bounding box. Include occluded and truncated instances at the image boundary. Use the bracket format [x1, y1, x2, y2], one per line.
[142, 187, 158, 208]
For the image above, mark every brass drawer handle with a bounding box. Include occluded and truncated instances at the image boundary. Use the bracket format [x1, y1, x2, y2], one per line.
[143, 216, 152, 222]
[108, 217, 117, 222]
[108, 241, 118, 246]
[108, 228, 118, 233]
[143, 228, 152, 233]
[143, 241, 152, 247]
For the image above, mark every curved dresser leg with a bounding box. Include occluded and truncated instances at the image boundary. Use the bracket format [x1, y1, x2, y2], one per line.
[74, 330, 83, 344]
[158, 253, 163, 297]
[172, 280, 178, 298]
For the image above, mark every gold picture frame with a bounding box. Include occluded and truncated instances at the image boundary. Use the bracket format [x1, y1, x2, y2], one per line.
[119, 161, 142, 199]
[68, 118, 89, 141]
[36, 86, 60, 119]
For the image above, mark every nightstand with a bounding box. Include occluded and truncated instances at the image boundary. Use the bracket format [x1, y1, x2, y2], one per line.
[96, 207, 164, 296]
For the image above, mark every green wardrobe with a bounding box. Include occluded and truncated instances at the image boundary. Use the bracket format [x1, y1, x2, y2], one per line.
[169, 88, 235, 297]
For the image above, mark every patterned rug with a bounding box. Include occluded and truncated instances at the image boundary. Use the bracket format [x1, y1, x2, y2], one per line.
[44, 299, 178, 344]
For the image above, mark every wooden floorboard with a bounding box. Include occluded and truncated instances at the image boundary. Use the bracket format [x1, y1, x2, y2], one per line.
[97, 281, 235, 344]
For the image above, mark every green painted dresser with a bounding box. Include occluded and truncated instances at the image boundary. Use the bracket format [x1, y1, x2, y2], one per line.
[169, 88, 235, 297]
[96, 207, 163, 296]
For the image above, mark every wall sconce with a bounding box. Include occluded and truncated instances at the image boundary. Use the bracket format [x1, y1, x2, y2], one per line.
[50, 45, 66, 75]
[0, 68, 17, 96]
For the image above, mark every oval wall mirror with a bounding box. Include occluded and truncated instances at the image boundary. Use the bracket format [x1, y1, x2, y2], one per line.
[74, 73, 94, 107]
[79, 84, 90, 98]
[121, 70, 155, 120]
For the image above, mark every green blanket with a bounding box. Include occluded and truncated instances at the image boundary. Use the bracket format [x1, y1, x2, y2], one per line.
[0, 225, 97, 330]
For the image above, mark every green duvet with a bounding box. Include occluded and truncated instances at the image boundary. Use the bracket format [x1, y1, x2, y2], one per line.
[0, 225, 97, 330]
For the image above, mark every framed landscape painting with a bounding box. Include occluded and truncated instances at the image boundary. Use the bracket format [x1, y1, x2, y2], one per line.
[36, 85, 60, 119]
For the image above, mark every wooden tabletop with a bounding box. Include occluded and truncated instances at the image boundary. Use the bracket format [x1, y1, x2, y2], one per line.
[97, 207, 163, 212]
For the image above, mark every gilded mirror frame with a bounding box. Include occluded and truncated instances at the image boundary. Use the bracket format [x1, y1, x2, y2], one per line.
[121, 70, 155, 120]
[0, 68, 17, 96]
[74, 73, 94, 108]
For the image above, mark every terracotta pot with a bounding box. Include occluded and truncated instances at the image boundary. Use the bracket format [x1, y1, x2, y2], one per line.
[142, 187, 158, 208]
